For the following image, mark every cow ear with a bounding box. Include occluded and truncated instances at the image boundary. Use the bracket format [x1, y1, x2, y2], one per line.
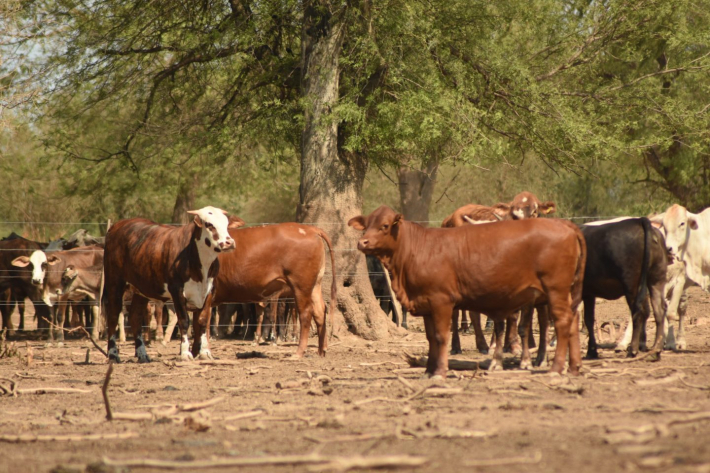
[492, 203, 510, 220]
[649, 213, 664, 224]
[11, 256, 31, 267]
[540, 201, 557, 215]
[348, 216, 366, 231]
[228, 216, 246, 229]
[392, 214, 403, 226]
[192, 215, 203, 228]
[47, 255, 61, 265]
[688, 215, 699, 230]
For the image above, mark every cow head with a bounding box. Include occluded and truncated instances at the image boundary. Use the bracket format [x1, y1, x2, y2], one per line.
[348, 205, 403, 256]
[187, 206, 241, 253]
[650, 204, 698, 262]
[11, 250, 61, 287]
[61, 265, 79, 295]
[510, 191, 556, 219]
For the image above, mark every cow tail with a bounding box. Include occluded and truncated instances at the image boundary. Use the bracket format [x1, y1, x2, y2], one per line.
[571, 226, 587, 311]
[316, 229, 338, 328]
[633, 218, 652, 315]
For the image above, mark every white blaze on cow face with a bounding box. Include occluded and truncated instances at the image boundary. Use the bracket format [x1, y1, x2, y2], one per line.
[655, 204, 697, 261]
[188, 206, 235, 253]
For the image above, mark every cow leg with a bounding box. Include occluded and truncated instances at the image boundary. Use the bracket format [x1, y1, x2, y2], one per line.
[450, 309, 462, 355]
[583, 297, 598, 359]
[309, 285, 327, 357]
[430, 305, 453, 378]
[104, 281, 126, 363]
[423, 315, 438, 376]
[519, 306, 536, 349]
[470, 312, 489, 354]
[504, 312, 522, 356]
[254, 304, 265, 345]
[191, 294, 214, 359]
[0, 289, 13, 332]
[519, 307, 533, 370]
[534, 305, 550, 368]
[676, 289, 688, 350]
[460, 311, 469, 333]
[55, 302, 68, 346]
[289, 303, 298, 342]
[128, 293, 151, 363]
[17, 296, 25, 332]
[628, 298, 651, 357]
[648, 281, 667, 354]
[549, 294, 579, 375]
[161, 306, 177, 345]
[488, 319, 506, 371]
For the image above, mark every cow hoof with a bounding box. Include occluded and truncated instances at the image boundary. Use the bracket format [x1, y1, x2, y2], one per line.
[44, 342, 53, 348]
[478, 348, 489, 355]
[180, 352, 194, 361]
[108, 350, 121, 364]
[57, 342, 64, 348]
[160, 340, 168, 348]
[584, 351, 599, 360]
[520, 359, 532, 370]
[615, 344, 629, 353]
[198, 350, 214, 360]
[535, 358, 549, 369]
[488, 360, 503, 372]
[138, 355, 152, 363]
[676, 339, 687, 351]
[450, 349, 462, 355]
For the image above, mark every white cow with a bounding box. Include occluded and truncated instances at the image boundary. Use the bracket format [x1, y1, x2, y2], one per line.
[649, 204, 710, 350]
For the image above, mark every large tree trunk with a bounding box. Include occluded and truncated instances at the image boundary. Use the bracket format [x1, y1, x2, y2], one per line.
[397, 160, 439, 227]
[171, 174, 197, 224]
[298, 1, 392, 340]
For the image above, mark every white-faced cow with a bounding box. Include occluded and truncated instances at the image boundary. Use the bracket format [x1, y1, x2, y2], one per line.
[103, 207, 240, 363]
[27, 245, 105, 344]
[650, 204, 710, 350]
[581, 218, 668, 358]
[350, 205, 585, 377]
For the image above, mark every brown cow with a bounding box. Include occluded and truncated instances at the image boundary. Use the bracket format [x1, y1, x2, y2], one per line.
[349, 205, 585, 377]
[103, 207, 241, 363]
[27, 245, 104, 343]
[198, 222, 336, 358]
[442, 191, 557, 356]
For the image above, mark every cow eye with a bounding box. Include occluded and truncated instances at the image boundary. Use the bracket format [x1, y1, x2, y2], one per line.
[680, 222, 685, 227]
[381, 224, 389, 231]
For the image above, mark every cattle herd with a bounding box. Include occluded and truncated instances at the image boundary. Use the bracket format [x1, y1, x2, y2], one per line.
[0, 195, 708, 379]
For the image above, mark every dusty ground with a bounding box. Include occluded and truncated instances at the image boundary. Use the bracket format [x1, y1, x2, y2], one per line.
[2, 289, 710, 473]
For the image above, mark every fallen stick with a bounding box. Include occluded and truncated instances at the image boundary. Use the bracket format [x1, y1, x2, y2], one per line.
[111, 412, 153, 421]
[463, 451, 542, 467]
[102, 362, 114, 421]
[179, 396, 225, 412]
[634, 373, 684, 387]
[0, 377, 17, 396]
[304, 432, 393, 444]
[0, 431, 138, 443]
[679, 378, 710, 391]
[17, 387, 92, 395]
[222, 410, 264, 422]
[403, 353, 481, 371]
[99, 453, 427, 470]
[402, 428, 493, 439]
[41, 317, 107, 358]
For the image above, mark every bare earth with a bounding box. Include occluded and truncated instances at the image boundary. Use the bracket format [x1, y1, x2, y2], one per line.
[2, 288, 710, 473]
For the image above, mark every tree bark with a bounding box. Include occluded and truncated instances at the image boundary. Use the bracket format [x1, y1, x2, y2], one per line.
[297, 1, 392, 340]
[171, 174, 197, 224]
[397, 160, 439, 227]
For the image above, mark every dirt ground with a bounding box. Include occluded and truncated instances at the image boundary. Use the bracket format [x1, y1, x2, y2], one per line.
[2, 289, 710, 473]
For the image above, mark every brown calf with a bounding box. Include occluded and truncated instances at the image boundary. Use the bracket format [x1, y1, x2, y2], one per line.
[199, 222, 336, 358]
[350, 205, 585, 377]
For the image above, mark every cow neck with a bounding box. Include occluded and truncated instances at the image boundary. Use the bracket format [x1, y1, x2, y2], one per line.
[381, 221, 424, 313]
[188, 222, 218, 280]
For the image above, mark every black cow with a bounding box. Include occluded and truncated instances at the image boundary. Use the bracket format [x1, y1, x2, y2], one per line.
[581, 218, 668, 358]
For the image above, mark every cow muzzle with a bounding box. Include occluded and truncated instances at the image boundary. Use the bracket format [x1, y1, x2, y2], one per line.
[218, 238, 235, 252]
[32, 278, 42, 286]
[357, 239, 370, 251]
